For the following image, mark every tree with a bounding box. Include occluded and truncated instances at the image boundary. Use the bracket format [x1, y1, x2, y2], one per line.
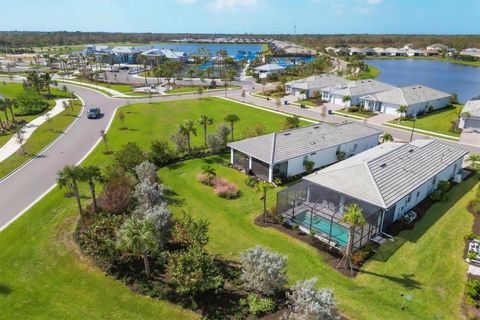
[142, 204, 172, 248]
[41, 72, 54, 96]
[171, 213, 209, 249]
[201, 164, 216, 183]
[57, 165, 84, 215]
[198, 115, 213, 146]
[381, 132, 393, 143]
[283, 115, 300, 130]
[80, 166, 104, 213]
[188, 69, 195, 79]
[167, 245, 223, 299]
[116, 216, 158, 278]
[341, 95, 351, 105]
[3, 98, 16, 123]
[240, 245, 287, 295]
[114, 142, 146, 172]
[99, 129, 110, 154]
[449, 93, 459, 105]
[102, 175, 134, 214]
[149, 139, 172, 166]
[197, 86, 203, 99]
[283, 278, 337, 320]
[396, 105, 408, 122]
[118, 110, 126, 129]
[243, 123, 266, 138]
[257, 181, 273, 225]
[337, 203, 366, 275]
[178, 120, 197, 153]
[224, 113, 240, 140]
[134, 160, 158, 184]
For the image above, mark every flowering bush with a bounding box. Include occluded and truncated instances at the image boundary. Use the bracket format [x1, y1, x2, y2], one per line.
[212, 177, 239, 199]
[196, 173, 213, 185]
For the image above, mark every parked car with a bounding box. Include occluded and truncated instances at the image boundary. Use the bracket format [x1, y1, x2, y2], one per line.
[87, 107, 101, 119]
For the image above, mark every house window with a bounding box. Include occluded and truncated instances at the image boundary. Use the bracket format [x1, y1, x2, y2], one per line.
[407, 194, 411, 202]
[416, 191, 420, 198]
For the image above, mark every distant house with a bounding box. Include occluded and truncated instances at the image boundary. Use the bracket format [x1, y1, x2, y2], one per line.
[254, 63, 285, 79]
[459, 100, 480, 130]
[285, 74, 348, 100]
[427, 43, 448, 51]
[141, 48, 187, 63]
[228, 122, 382, 182]
[359, 85, 451, 116]
[321, 79, 395, 107]
[276, 140, 467, 249]
[460, 48, 480, 59]
[111, 46, 141, 64]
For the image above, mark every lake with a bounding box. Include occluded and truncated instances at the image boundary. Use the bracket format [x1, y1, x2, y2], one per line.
[367, 59, 480, 103]
[137, 42, 263, 57]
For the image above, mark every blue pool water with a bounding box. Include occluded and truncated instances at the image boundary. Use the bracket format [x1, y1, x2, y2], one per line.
[293, 211, 348, 247]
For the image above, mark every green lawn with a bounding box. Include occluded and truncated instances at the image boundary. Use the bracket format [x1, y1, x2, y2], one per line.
[0, 96, 475, 319]
[335, 108, 376, 118]
[167, 86, 240, 94]
[68, 79, 136, 94]
[389, 105, 462, 137]
[0, 102, 82, 179]
[347, 64, 380, 80]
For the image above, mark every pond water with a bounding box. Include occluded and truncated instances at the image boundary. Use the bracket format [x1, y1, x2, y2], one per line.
[367, 59, 480, 103]
[137, 42, 263, 57]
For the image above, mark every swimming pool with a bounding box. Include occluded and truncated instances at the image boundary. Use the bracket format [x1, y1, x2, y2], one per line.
[292, 211, 349, 247]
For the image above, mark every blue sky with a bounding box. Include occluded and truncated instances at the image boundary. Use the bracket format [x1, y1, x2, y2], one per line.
[1, 0, 479, 34]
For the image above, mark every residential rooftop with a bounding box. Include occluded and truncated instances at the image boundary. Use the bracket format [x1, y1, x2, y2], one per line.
[227, 122, 382, 164]
[304, 140, 468, 209]
[254, 63, 286, 72]
[462, 100, 480, 118]
[286, 74, 348, 91]
[361, 85, 451, 106]
[327, 79, 395, 97]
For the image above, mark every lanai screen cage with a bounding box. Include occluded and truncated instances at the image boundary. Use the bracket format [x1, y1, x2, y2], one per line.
[276, 180, 383, 252]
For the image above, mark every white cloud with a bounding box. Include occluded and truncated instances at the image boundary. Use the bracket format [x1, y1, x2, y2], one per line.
[209, 0, 260, 11]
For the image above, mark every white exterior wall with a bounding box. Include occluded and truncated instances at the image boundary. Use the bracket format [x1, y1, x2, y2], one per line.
[374, 97, 450, 116]
[392, 157, 463, 221]
[460, 116, 480, 130]
[284, 134, 379, 177]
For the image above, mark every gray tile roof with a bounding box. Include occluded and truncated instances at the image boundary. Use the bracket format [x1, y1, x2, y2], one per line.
[228, 122, 382, 164]
[462, 100, 480, 118]
[361, 85, 451, 106]
[327, 79, 395, 97]
[254, 64, 285, 72]
[304, 140, 468, 209]
[286, 74, 348, 91]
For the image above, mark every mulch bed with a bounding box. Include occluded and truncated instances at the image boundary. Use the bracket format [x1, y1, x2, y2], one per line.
[254, 215, 360, 278]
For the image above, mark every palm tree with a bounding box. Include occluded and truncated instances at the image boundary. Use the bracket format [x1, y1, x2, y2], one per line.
[257, 181, 273, 225]
[381, 132, 393, 143]
[201, 164, 216, 183]
[205, 66, 214, 79]
[468, 154, 480, 171]
[187, 69, 195, 79]
[396, 105, 408, 123]
[57, 165, 84, 215]
[198, 115, 213, 146]
[3, 98, 17, 124]
[116, 216, 158, 278]
[224, 114, 240, 141]
[80, 166, 104, 213]
[0, 99, 8, 127]
[41, 72, 54, 96]
[342, 95, 351, 106]
[26, 71, 42, 92]
[99, 130, 110, 154]
[178, 120, 197, 152]
[337, 203, 366, 275]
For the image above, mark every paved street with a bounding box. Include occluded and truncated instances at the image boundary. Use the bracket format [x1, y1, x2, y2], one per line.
[0, 81, 478, 231]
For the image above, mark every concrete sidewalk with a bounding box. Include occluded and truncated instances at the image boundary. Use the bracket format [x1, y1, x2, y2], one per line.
[0, 99, 70, 162]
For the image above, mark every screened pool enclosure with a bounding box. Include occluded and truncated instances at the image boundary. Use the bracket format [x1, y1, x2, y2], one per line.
[276, 180, 383, 252]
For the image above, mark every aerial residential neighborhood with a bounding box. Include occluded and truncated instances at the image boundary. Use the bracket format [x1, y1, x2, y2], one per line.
[0, 1, 479, 320]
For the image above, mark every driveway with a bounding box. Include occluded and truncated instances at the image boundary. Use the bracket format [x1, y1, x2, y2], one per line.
[367, 113, 397, 125]
[460, 129, 480, 146]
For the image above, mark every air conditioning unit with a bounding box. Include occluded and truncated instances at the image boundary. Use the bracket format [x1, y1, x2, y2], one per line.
[453, 174, 462, 184]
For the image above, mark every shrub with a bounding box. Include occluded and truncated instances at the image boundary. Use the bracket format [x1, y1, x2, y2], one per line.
[347, 106, 359, 112]
[429, 189, 442, 201]
[242, 293, 276, 316]
[170, 213, 209, 249]
[351, 243, 374, 265]
[466, 279, 480, 302]
[470, 198, 480, 214]
[243, 123, 267, 138]
[149, 139, 173, 166]
[245, 176, 258, 188]
[115, 142, 147, 172]
[77, 213, 125, 270]
[212, 177, 239, 199]
[427, 105, 435, 113]
[196, 173, 211, 185]
[303, 160, 315, 173]
[102, 176, 134, 214]
[468, 252, 478, 260]
[240, 245, 287, 295]
[273, 177, 283, 186]
[16, 89, 49, 115]
[437, 180, 451, 193]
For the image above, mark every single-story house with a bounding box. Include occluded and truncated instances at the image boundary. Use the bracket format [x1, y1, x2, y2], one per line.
[276, 139, 467, 250]
[141, 48, 187, 63]
[111, 46, 141, 64]
[459, 100, 480, 130]
[427, 43, 448, 51]
[228, 122, 382, 182]
[359, 85, 451, 116]
[321, 79, 395, 107]
[285, 74, 348, 100]
[254, 63, 286, 79]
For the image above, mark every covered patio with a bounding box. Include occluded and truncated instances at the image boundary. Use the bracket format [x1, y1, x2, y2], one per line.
[276, 180, 383, 252]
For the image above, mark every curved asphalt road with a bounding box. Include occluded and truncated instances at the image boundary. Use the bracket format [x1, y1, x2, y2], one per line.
[0, 83, 215, 230]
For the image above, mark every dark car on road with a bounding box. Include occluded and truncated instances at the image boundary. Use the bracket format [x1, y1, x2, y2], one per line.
[87, 107, 101, 119]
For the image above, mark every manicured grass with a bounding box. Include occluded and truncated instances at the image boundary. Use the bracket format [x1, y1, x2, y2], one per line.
[347, 64, 380, 80]
[158, 157, 477, 320]
[388, 105, 463, 137]
[0, 102, 82, 179]
[167, 86, 239, 94]
[1, 96, 475, 319]
[336, 108, 376, 118]
[366, 55, 480, 67]
[69, 79, 135, 94]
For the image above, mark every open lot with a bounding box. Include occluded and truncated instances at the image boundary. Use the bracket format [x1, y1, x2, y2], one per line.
[0, 97, 476, 319]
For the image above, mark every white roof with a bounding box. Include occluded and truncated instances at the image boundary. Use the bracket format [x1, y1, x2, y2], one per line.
[254, 63, 285, 72]
[304, 140, 467, 208]
[286, 74, 348, 91]
[361, 85, 451, 106]
[326, 79, 395, 97]
[462, 100, 480, 118]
